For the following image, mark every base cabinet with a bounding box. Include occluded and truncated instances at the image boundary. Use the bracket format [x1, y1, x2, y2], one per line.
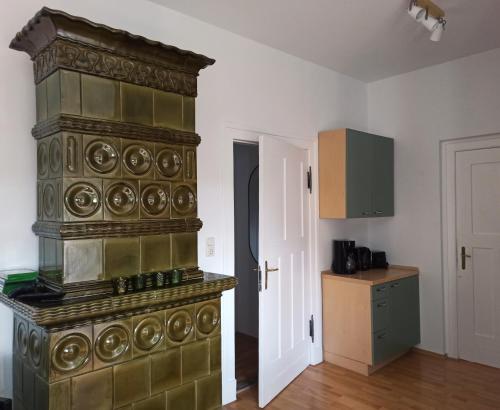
[323, 269, 420, 375]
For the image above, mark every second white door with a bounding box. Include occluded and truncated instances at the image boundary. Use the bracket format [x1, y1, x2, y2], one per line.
[456, 147, 500, 367]
[258, 135, 311, 407]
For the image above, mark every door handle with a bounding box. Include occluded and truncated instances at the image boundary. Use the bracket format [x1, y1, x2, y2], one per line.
[461, 246, 471, 270]
[265, 261, 279, 290]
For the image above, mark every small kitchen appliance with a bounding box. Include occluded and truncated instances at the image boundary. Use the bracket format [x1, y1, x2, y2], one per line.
[332, 240, 357, 275]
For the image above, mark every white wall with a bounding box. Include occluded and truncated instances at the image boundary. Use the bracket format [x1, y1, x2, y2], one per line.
[0, 0, 367, 401]
[366, 48, 500, 354]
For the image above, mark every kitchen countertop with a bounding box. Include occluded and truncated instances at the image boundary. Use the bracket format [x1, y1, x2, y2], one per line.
[322, 265, 419, 286]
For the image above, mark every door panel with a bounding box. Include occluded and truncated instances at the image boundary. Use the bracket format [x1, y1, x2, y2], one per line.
[372, 136, 394, 217]
[456, 148, 500, 368]
[346, 129, 373, 218]
[258, 135, 310, 407]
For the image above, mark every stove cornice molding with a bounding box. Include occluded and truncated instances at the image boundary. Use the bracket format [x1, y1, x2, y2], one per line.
[10, 8, 215, 96]
[32, 114, 202, 146]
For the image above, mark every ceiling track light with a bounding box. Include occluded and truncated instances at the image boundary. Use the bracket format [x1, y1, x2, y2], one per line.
[408, 0, 447, 42]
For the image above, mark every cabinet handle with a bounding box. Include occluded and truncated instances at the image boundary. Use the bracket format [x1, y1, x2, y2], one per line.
[377, 333, 386, 340]
[391, 282, 400, 288]
[362, 211, 372, 216]
[376, 287, 386, 292]
[377, 302, 387, 308]
[374, 210, 383, 215]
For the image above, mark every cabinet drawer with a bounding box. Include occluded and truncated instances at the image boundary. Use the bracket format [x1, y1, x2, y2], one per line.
[372, 283, 388, 300]
[373, 329, 392, 365]
[372, 298, 389, 333]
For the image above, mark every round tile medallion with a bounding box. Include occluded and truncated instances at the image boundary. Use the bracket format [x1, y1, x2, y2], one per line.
[51, 334, 91, 373]
[171, 185, 196, 215]
[134, 317, 163, 351]
[85, 140, 118, 174]
[141, 184, 169, 216]
[196, 304, 220, 335]
[105, 182, 138, 217]
[65, 182, 101, 218]
[95, 325, 130, 362]
[166, 310, 193, 343]
[156, 148, 182, 178]
[123, 144, 152, 176]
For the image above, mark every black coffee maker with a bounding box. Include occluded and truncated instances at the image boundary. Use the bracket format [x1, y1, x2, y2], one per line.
[332, 240, 357, 275]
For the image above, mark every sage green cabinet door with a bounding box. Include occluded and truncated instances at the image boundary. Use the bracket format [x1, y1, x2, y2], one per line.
[346, 129, 373, 218]
[389, 276, 420, 351]
[372, 136, 394, 217]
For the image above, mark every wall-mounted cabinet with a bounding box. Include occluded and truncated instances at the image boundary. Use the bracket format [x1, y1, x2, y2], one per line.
[319, 128, 394, 219]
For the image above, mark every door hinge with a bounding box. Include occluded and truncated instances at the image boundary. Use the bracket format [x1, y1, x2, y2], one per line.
[309, 315, 314, 342]
[307, 166, 312, 194]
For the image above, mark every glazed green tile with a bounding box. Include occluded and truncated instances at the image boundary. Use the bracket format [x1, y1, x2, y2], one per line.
[43, 238, 58, 274]
[104, 237, 140, 278]
[166, 382, 195, 410]
[140, 234, 171, 273]
[102, 179, 140, 221]
[34, 375, 48, 410]
[171, 232, 197, 268]
[62, 133, 83, 177]
[116, 407, 132, 410]
[36, 80, 48, 122]
[48, 135, 63, 178]
[121, 82, 153, 126]
[181, 340, 210, 383]
[48, 379, 71, 410]
[93, 318, 133, 370]
[182, 96, 195, 132]
[60, 70, 81, 115]
[13, 354, 22, 397]
[133, 393, 166, 410]
[113, 356, 150, 407]
[46, 71, 61, 119]
[165, 305, 195, 347]
[196, 300, 221, 339]
[64, 239, 103, 283]
[81, 74, 121, 120]
[132, 311, 165, 357]
[196, 372, 222, 410]
[209, 335, 221, 373]
[183, 147, 197, 180]
[151, 348, 181, 394]
[22, 363, 35, 410]
[71, 367, 112, 410]
[154, 90, 182, 129]
[62, 177, 104, 222]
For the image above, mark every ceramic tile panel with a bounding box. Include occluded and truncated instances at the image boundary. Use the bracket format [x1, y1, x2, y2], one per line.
[83, 135, 121, 178]
[81, 74, 121, 120]
[171, 232, 197, 268]
[183, 147, 197, 181]
[41, 179, 61, 222]
[132, 393, 166, 410]
[113, 356, 150, 408]
[165, 304, 195, 348]
[209, 335, 221, 373]
[71, 367, 113, 410]
[140, 234, 171, 273]
[49, 379, 71, 410]
[196, 371, 222, 410]
[59, 69, 82, 116]
[48, 326, 93, 382]
[139, 181, 171, 220]
[195, 299, 221, 339]
[103, 179, 139, 221]
[181, 339, 210, 383]
[46, 71, 61, 119]
[103, 237, 140, 279]
[38, 139, 50, 180]
[166, 382, 195, 410]
[121, 82, 153, 126]
[150, 348, 181, 395]
[154, 90, 183, 130]
[182, 96, 195, 132]
[132, 311, 166, 357]
[22, 362, 35, 410]
[93, 318, 133, 369]
[36, 79, 48, 122]
[48, 134, 63, 179]
[34, 375, 49, 410]
[171, 183, 197, 219]
[154, 143, 183, 181]
[63, 239, 103, 283]
[63, 177, 103, 222]
[122, 140, 155, 180]
[62, 133, 84, 178]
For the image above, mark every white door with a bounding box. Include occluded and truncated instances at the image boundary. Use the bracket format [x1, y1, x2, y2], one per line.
[456, 147, 500, 367]
[258, 135, 311, 407]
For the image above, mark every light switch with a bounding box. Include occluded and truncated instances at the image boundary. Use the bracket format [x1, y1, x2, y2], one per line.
[206, 237, 215, 257]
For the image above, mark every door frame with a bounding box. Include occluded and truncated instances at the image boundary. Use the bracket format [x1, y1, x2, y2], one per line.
[221, 124, 320, 404]
[440, 133, 500, 359]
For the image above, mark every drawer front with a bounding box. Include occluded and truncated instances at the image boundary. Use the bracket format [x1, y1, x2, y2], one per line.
[372, 283, 388, 300]
[372, 298, 389, 333]
[373, 329, 392, 365]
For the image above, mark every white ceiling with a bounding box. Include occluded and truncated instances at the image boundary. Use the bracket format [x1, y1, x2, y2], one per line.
[150, 0, 500, 82]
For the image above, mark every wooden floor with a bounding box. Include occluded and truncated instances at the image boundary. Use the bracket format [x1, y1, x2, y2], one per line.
[224, 350, 500, 409]
[235, 332, 259, 390]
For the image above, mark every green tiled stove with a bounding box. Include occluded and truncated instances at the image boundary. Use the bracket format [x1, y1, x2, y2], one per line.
[2, 8, 236, 410]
